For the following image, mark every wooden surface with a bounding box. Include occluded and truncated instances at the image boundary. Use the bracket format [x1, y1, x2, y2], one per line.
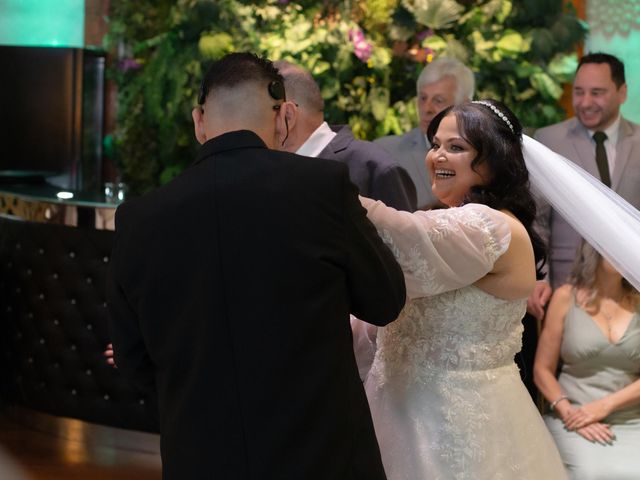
[0, 412, 161, 480]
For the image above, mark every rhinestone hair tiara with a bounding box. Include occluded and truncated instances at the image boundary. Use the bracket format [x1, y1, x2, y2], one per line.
[472, 100, 515, 133]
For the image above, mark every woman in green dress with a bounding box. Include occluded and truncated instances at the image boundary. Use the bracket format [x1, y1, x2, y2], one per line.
[535, 240, 640, 479]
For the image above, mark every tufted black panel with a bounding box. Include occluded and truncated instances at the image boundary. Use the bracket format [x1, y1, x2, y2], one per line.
[0, 216, 159, 432]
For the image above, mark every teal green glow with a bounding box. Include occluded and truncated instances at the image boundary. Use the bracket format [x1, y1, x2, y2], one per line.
[0, 0, 84, 48]
[587, 30, 640, 124]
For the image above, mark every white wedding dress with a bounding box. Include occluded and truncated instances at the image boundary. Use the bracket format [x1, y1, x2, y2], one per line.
[359, 199, 567, 480]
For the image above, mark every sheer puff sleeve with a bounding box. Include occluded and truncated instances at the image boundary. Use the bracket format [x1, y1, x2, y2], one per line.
[361, 197, 511, 299]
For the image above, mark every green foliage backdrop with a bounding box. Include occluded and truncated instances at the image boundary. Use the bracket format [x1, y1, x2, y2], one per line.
[106, 0, 586, 194]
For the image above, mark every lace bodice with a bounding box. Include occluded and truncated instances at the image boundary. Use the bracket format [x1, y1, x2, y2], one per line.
[371, 286, 526, 387]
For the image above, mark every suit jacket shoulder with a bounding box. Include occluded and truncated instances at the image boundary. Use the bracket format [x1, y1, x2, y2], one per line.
[320, 125, 417, 211]
[374, 127, 435, 209]
[374, 127, 422, 153]
[534, 118, 580, 145]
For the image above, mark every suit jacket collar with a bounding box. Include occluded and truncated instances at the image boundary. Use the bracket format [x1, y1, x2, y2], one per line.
[613, 117, 639, 188]
[319, 125, 354, 157]
[567, 117, 589, 138]
[409, 127, 428, 148]
[567, 115, 636, 140]
[193, 130, 267, 166]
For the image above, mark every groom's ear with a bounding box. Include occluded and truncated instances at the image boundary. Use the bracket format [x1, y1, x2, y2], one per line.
[283, 101, 298, 129]
[192, 107, 207, 145]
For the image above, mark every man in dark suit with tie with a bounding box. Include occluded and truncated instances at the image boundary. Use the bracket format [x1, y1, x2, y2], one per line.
[274, 60, 417, 212]
[107, 52, 406, 480]
[530, 53, 640, 315]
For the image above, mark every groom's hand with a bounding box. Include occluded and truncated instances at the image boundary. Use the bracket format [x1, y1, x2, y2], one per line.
[526, 280, 552, 320]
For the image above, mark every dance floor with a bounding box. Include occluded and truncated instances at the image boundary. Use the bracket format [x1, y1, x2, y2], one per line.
[0, 409, 161, 480]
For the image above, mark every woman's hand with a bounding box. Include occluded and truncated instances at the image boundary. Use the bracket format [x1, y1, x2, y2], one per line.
[563, 399, 611, 430]
[574, 422, 614, 445]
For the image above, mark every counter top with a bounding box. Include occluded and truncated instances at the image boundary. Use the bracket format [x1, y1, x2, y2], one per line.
[0, 184, 118, 230]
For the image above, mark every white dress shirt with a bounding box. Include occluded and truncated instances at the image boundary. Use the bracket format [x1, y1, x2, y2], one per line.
[296, 121, 337, 158]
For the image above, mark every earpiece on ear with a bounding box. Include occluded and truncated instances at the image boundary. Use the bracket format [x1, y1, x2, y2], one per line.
[268, 80, 286, 101]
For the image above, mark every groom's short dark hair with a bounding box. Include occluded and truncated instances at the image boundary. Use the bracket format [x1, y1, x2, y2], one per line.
[198, 52, 284, 105]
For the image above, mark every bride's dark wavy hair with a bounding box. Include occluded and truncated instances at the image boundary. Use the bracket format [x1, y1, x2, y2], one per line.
[427, 99, 547, 278]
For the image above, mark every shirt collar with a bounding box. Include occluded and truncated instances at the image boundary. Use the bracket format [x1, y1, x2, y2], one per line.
[588, 115, 621, 145]
[296, 121, 337, 157]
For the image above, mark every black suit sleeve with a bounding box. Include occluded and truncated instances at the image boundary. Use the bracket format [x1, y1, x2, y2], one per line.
[106, 204, 155, 389]
[341, 171, 406, 326]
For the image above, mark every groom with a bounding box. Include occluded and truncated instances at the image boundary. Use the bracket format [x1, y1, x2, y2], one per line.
[106, 52, 405, 479]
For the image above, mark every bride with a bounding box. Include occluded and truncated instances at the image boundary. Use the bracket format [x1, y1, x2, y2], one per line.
[358, 99, 567, 479]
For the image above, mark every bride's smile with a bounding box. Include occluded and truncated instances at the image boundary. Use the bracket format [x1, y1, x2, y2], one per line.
[426, 114, 489, 207]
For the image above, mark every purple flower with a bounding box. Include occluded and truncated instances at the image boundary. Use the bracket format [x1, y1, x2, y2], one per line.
[416, 29, 434, 42]
[119, 58, 142, 73]
[349, 28, 373, 63]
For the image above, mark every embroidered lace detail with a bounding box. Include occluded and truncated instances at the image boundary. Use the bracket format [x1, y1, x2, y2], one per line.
[377, 207, 504, 289]
[370, 286, 525, 389]
[367, 286, 538, 479]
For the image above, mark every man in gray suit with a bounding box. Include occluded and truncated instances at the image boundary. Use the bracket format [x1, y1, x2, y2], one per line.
[529, 52, 640, 318]
[275, 60, 417, 212]
[374, 57, 475, 209]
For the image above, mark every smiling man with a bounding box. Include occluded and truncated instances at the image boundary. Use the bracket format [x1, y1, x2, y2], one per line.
[531, 52, 640, 310]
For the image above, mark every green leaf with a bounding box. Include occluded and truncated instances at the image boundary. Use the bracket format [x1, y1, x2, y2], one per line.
[491, 0, 512, 23]
[370, 86, 390, 121]
[198, 32, 234, 59]
[496, 30, 530, 54]
[321, 77, 341, 101]
[530, 72, 564, 100]
[423, 35, 448, 52]
[514, 61, 540, 78]
[515, 88, 537, 101]
[470, 31, 494, 53]
[547, 53, 578, 83]
[369, 46, 393, 69]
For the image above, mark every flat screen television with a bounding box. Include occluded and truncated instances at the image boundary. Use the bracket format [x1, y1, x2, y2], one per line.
[0, 45, 105, 190]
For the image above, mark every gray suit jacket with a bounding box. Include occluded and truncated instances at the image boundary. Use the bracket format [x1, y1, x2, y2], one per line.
[374, 127, 437, 209]
[319, 125, 417, 212]
[535, 116, 640, 287]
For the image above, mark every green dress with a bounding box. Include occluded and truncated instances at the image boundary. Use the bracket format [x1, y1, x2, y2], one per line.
[544, 299, 640, 479]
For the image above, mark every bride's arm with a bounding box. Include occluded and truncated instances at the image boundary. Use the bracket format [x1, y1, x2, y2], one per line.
[361, 197, 511, 298]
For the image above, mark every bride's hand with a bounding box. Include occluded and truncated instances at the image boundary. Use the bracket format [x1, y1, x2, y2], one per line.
[526, 280, 552, 320]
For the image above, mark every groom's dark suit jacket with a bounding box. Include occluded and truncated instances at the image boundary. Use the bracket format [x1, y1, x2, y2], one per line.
[107, 130, 406, 480]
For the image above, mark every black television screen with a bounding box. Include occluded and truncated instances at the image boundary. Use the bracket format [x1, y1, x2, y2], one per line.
[0, 45, 104, 190]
